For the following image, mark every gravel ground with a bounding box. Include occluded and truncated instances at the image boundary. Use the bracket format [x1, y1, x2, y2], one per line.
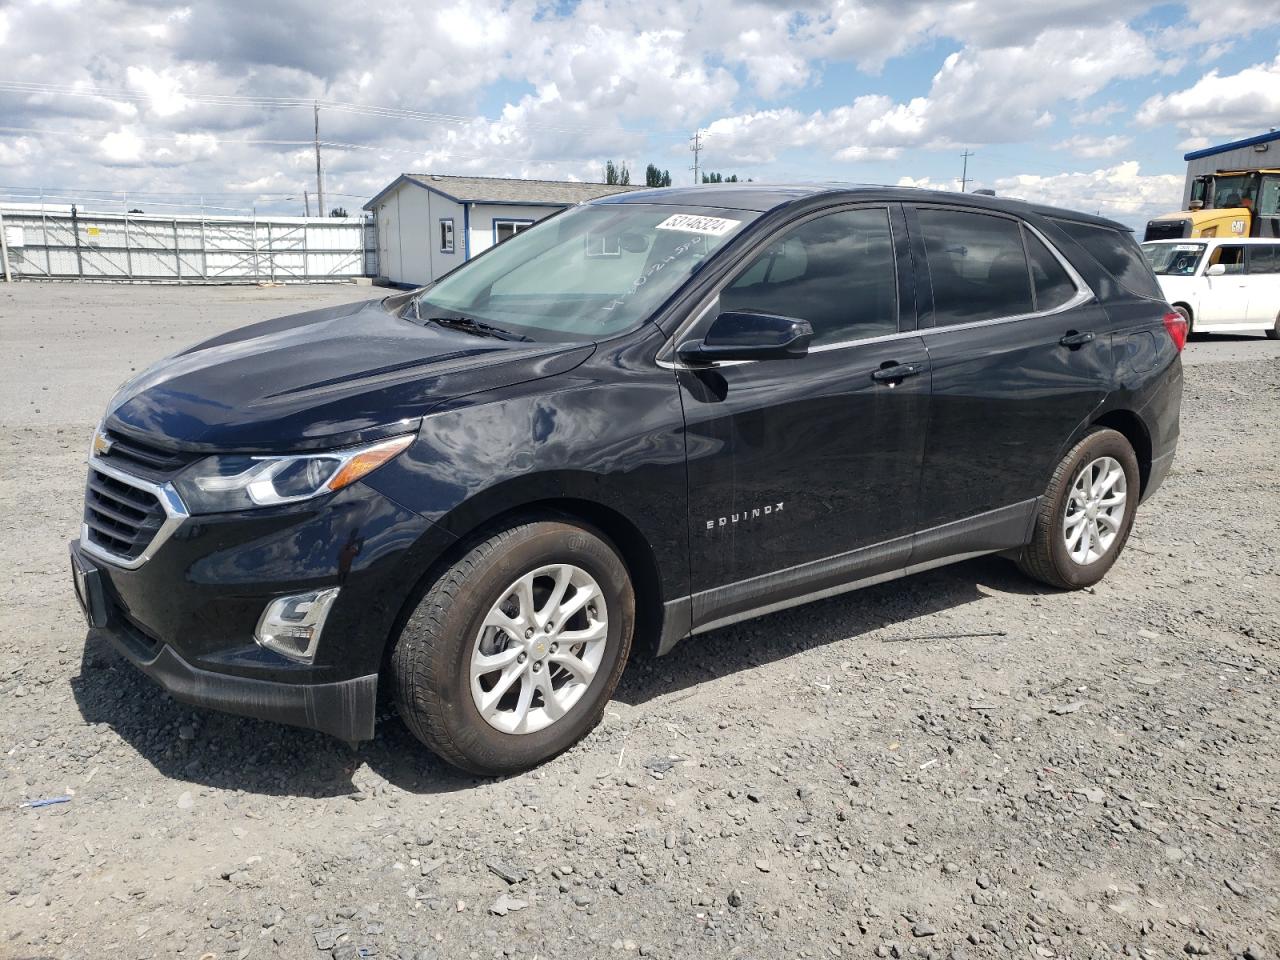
[1, 282, 1277, 960]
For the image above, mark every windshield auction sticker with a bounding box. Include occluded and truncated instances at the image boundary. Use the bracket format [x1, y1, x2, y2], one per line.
[656, 214, 741, 236]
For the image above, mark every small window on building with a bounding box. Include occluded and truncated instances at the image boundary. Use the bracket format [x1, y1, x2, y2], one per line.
[494, 219, 532, 244]
[440, 218, 455, 254]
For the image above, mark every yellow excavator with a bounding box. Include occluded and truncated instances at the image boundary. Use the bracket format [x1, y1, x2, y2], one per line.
[1144, 169, 1280, 241]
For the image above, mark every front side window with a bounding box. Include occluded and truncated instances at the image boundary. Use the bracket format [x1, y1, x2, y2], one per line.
[1209, 244, 1245, 273]
[718, 207, 898, 346]
[413, 204, 757, 341]
[917, 209, 1033, 325]
[1143, 242, 1206, 276]
[1210, 174, 1257, 210]
[440, 218, 455, 254]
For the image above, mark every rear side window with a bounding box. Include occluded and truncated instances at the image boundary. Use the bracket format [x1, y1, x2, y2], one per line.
[1023, 229, 1077, 312]
[917, 209, 1033, 325]
[1053, 219, 1163, 299]
[719, 207, 898, 346]
[1247, 245, 1280, 274]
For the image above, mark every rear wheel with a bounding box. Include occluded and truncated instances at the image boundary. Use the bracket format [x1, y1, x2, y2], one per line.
[1017, 428, 1140, 590]
[1266, 314, 1279, 340]
[392, 518, 634, 775]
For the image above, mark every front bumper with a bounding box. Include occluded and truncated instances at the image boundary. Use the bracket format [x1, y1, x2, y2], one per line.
[73, 539, 379, 740]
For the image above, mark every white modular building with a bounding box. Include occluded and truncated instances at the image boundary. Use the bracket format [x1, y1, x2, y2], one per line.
[363, 174, 640, 287]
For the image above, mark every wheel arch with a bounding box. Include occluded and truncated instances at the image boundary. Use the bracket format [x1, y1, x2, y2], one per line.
[1090, 409, 1153, 497]
[381, 496, 669, 684]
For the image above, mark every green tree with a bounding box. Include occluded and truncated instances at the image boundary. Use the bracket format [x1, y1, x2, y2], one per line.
[645, 164, 673, 187]
[329, 207, 349, 217]
[701, 172, 743, 183]
[604, 161, 632, 186]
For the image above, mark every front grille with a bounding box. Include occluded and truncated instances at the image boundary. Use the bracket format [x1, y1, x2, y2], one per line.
[1143, 219, 1190, 242]
[102, 429, 197, 474]
[84, 467, 167, 561]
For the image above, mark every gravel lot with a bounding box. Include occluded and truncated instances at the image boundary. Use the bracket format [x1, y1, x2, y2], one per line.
[1, 282, 1277, 960]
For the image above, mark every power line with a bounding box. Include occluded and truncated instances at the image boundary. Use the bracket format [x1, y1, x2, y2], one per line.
[690, 130, 703, 185]
[958, 150, 974, 192]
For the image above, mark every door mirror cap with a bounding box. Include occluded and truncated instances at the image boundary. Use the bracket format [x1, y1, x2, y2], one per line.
[1205, 263, 1226, 276]
[677, 310, 814, 364]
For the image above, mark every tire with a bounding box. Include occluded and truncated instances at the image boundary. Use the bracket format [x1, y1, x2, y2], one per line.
[1017, 428, 1140, 590]
[1173, 304, 1193, 340]
[1266, 314, 1279, 340]
[392, 518, 634, 775]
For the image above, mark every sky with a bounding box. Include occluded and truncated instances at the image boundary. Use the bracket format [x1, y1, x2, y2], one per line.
[0, 0, 1278, 228]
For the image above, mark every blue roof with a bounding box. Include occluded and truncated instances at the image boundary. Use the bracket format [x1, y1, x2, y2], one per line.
[1184, 130, 1280, 162]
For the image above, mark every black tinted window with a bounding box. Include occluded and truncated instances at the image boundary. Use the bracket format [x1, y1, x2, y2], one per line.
[1053, 219, 1163, 299]
[918, 209, 1033, 325]
[1024, 229, 1077, 311]
[1247, 245, 1280, 274]
[720, 207, 897, 346]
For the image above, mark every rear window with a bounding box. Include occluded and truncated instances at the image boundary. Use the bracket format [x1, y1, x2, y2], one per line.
[917, 209, 1034, 325]
[1247, 245, 1280, 275]
[1053, 219, 1163, 300]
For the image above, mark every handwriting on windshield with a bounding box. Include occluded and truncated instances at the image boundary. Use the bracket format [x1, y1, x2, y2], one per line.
[600, 235, 705, 313]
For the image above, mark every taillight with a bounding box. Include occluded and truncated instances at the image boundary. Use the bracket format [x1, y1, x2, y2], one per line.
[1162, 310, 1187, 352]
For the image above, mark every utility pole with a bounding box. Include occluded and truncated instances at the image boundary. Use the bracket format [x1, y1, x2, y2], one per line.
[690, 130, 703, 185]
[304, 189, 310, 217]
[313, 101, 325, 218]
[0, 208, 12, 283]
[957, 150, 974, 193]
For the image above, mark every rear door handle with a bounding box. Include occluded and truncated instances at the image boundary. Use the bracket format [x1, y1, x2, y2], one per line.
[871, 361, 926, 383]
[1059, 330, 1095, 348]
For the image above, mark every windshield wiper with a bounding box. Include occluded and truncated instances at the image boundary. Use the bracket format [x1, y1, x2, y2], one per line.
[424, 315, 531, 342]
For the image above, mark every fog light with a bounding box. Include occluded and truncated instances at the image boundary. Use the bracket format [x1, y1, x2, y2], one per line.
[255, 587, 340, 663]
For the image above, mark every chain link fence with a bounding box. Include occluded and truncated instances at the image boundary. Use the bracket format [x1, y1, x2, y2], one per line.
[0, 207, 374, 283]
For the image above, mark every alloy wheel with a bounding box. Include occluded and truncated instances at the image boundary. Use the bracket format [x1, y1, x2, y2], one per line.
[469, 563, 608, 734]
[1062, 456, 1127, 565]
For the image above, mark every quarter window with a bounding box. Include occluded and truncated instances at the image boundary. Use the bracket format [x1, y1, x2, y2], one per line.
[1052, 219, 1164, 300]
[719, 207, 898, 346]
[917, 209, 1033, 325]
[1023, 229, 1077, 312]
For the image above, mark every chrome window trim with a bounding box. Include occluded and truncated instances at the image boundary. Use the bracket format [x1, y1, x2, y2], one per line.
[657, 213, 1096, 371]
[80, 456, 189, 570]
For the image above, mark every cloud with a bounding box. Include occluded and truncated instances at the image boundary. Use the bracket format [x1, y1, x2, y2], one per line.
[992, 161, 1183, 224]
[1053, 134, 1134, 158]
[1136, 55, 1280, 140]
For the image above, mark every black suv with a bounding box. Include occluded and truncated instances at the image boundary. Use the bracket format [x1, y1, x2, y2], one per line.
[70, 186, 1184, 774]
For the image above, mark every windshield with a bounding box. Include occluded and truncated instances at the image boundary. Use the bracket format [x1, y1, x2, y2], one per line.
[1142, 242, 1206, 276]
[1209, 174, 1257, 210]
[411, 203, 757, 341]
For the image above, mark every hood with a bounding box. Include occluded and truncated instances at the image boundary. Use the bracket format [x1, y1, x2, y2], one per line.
[106, 297, 595, 453]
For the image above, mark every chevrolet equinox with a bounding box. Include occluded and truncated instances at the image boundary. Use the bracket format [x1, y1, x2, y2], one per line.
[70, 185, 1184, 775]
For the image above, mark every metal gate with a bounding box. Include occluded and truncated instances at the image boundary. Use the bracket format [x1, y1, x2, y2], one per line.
[0, 208, 369, 282]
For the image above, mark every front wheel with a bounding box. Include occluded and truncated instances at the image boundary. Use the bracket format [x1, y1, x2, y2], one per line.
[1173, 304, 1193, 340]
[1266, 314, 1279, 340]
[392, 518, 634, 775]
[1017, 428, 1140, 590]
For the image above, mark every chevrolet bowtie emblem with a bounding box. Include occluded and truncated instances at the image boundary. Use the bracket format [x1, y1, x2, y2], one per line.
[92, 432, 114, 457]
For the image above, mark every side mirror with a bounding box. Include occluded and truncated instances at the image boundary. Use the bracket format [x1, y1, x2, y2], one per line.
[677, 310, 813, 364]
[1205, 263, 1226, 277]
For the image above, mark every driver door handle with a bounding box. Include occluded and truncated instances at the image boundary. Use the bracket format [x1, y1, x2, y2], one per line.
[1059, 330, 1095, 348]
[871, 361, 926, 383]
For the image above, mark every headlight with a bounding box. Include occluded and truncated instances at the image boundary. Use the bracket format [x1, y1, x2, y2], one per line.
[172, 434, 415, 514]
